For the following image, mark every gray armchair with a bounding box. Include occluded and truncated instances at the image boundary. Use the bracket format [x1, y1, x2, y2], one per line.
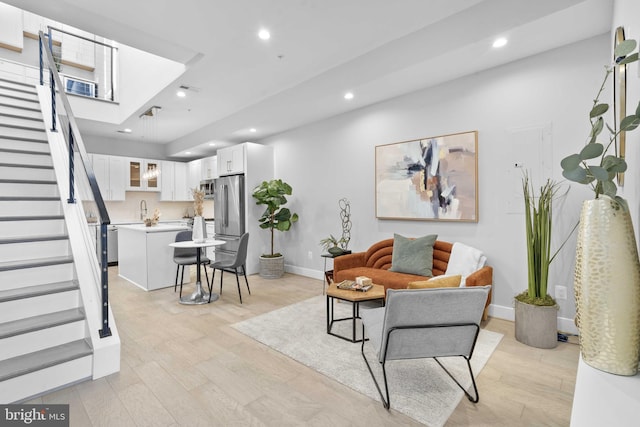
[360, 285, 491, 409]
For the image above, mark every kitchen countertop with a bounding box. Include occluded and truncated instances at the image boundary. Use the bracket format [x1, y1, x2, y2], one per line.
[118, 223, 189, 233]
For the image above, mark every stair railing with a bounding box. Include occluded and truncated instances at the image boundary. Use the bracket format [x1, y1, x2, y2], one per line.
[38, 30, 112, 339]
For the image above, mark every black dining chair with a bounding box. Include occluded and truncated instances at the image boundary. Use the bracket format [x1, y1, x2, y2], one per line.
[208, 233, 250, 303]
[173, 230, 210, 297]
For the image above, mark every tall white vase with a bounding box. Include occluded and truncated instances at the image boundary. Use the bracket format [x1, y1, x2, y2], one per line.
[192, 216, 207, 243]
[574, 196, 640, 375]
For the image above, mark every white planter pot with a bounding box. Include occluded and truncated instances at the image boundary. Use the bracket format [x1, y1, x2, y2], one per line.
[575, 196, 640, 375]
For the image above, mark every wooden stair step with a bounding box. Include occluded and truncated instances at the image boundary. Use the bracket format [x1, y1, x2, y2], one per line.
[0, 112, 43, 123]
[0, 280, 78, 303]
[0, 102, 41, 114]
[0, 78, 36, 89]
[0, 339, 92, 382]
[0, 123, 45, 133]
[0, 147, 50, 155]
[0, 164, 54, 171]
[0, 256, 73, 272]
[0, 308, 85, 340]
[0, 234, 68, 245]
[0, 179, 56, 185]
[0, 215, 64, 221]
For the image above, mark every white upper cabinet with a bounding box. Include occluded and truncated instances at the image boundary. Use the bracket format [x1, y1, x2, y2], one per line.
[188, 159, 202, 189]
[201, 156, 218, 180]
[91, 154, 126, 201]
[160, 161, 190, 201]
[217, 145, 244, 176]
[127, 158, 161, 192]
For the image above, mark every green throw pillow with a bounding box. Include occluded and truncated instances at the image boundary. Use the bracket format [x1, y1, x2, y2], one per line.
[389, 233, 437, 277]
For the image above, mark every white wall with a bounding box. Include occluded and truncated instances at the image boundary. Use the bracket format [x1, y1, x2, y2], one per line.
[259, 34, 612, 329]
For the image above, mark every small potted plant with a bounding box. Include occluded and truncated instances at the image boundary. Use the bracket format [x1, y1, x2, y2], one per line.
[252, 179, 299, 278]
[320, 234, 347, 255]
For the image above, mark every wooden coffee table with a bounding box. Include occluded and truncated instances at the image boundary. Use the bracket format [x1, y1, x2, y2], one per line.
[326, 282, 385, 343]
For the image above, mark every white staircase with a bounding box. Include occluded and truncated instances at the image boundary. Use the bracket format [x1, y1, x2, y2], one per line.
[0, 77, 93, 403]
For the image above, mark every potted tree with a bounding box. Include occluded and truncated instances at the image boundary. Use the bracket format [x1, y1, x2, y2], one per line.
[252, 179, 299, 278]
[560, 36, 640, 375]
[515, 174, 573, 349]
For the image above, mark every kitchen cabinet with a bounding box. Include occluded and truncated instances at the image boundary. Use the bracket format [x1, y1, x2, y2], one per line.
[160, 161, 191, 201]
[201, 156, 218, 180]
[127, 158, 161, 192]
[91, 154, 126, 201]
[217, 145, 244, 176]
[188, 159, 202, 190]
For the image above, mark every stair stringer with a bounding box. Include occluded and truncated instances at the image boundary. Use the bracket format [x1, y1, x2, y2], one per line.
[37, 85, 120, 379]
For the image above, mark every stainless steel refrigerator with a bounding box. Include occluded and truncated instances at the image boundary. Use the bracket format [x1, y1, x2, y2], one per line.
[213, 174, 245, 262]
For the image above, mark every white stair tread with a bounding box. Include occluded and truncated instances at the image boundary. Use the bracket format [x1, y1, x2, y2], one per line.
[0, 280, 78, 303]
[0, 339, 92, 382]
[0, 308, 84, 339]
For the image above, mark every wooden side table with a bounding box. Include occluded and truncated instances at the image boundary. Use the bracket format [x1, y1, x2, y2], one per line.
[326, 282, 385, 343]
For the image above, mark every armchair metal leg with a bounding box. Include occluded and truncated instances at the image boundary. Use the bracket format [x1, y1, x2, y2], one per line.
[434, 356, 479, 403]
[361, 324, 391, 409]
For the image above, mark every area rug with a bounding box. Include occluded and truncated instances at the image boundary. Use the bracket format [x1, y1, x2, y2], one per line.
[232, 295, 503, 427]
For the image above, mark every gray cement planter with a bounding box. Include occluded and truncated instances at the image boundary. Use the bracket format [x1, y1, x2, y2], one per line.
[259, 255, 284, 279]
[514, 299, 558, 349]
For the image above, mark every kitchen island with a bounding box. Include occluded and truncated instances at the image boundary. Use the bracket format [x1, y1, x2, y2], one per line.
[118, 223, 190, 291]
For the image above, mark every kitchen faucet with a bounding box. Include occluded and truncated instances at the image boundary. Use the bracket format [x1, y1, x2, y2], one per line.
[140, 199, 147, 220]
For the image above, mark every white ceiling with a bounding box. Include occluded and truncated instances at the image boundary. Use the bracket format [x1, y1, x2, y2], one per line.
[6, 0, 612, 159]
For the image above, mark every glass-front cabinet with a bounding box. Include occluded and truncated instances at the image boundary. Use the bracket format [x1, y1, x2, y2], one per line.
[127, 158, 161, 191]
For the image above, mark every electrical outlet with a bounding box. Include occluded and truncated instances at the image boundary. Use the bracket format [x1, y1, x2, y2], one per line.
[556, 286, 567, 300]
[307, 251, 313, 260]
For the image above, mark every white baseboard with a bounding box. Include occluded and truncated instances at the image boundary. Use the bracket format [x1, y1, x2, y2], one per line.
[285, 265, 324, 281]
[489, 303, 578, 335]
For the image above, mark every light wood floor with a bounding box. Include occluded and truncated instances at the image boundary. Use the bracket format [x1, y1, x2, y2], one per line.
[27, 268, 579, 426]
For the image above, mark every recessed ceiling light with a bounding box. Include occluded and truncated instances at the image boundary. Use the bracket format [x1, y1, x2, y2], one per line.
[185, 151, 191, 155]
[492, 38, 508, 48]
[258, 29, 271, 40]
[208, 142, 216, 146]
[344, 92, 354, 100]
[117, 128, 132, 134]
[176, 90, 186, 97]
[250, 128, 257, 133]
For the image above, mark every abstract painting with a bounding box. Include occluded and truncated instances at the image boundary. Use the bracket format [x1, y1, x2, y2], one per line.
[375, 130, 478, 222]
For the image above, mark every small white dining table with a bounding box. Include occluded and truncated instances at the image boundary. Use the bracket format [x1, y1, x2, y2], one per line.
[169, 238, 225, 305]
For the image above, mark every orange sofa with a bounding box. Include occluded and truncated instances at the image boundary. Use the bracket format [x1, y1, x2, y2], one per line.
[333, 238, 492, 319]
